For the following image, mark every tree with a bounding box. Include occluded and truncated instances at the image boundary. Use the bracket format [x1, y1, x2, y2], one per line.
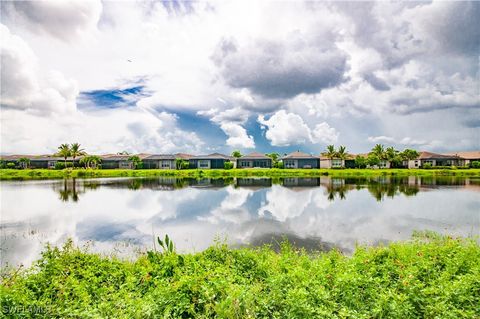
[324, 145, 337, 159]
[128, 155, 142, 169]
[367, 154, 380, 167]
[57, 143, 71, 168]
[371, 144, 386, 160]
[70, 143, 86, 168]
[231, 150, 242, 158]
[385, 147, 401, 167]
[266, 152, 280, 167]
[175, 158, 189, 170]
[400, 149, 419, 161]
[80, 155, 102, 169]
[18, 157, 30, 169]
[336, 146, 348, 160]
[355, 155, 367, 169]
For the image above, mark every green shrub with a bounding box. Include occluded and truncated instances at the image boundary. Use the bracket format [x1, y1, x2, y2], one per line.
[54, 162, 73, 170]
[224, 161, 234, 169]
[422, 163, 432, 169]
[470, 161, 480, 168]
[6, 163, 16, 169]
[276, 162, 284, 169]
[1, 233, 478, 318]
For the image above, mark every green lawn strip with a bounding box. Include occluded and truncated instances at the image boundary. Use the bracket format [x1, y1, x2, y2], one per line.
[1, 232, 479, 318]
[1, 168, 479, 180]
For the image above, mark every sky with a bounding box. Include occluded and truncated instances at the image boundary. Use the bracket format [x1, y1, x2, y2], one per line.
[0, 0, 479, 155]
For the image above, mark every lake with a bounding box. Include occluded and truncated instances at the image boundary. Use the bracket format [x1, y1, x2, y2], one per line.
[1, 176, 479, 268]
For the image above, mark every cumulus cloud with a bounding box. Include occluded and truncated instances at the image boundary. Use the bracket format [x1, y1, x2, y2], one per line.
[1, 0, 102, 41]
[0, 24, 78, 114]
[198, 107, 255, 149]
[258, 110, 338, 146]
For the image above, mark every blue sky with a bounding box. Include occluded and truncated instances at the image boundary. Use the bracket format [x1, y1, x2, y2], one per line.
[0, 1, 478, 155]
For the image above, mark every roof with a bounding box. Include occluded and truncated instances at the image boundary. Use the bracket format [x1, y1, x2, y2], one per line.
[417, 151, 462, 160]
[175, 153, 193, 160]
[144, 154, 176, 160]
[192, 153, 232, 160]
[445, 151, 480, 160]
[281, 151, 318, 160]
[0, 155, 84, 161]
[240, 152, 271, 160]
[101, 154, 150, 161]
[319, 154, 356, 160]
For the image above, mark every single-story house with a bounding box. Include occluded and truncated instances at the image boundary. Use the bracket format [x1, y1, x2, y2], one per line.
[319, 154, 356, 168]
[0, 155, 83, 168]
[142, 154, 176, 169]
[408, 151, 465, 168]
[445, 151, 480, 167]
[100, 154, 150, 169]
[237, 152, 272, 168]
[189, 153, 234, 169]
[281, 151, 319, 169]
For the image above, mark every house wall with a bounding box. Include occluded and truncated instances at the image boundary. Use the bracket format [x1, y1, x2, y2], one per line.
[297, 158, 319, 169]
[237, 159, 272, 168]
[320, 159, 331, 168]
[189, 159, 227, 169]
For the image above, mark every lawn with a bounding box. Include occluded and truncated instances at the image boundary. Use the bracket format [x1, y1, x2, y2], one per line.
[1, 168, 479, 180]
[1, 232, 479, 318]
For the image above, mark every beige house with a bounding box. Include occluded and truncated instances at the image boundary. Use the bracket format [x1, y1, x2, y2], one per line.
[445, 151, 480, 166]
[408, 151, 465, 168]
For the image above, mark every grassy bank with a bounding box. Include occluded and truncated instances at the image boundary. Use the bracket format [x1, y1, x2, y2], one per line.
[1, 168, 479, 180]
[1, 233, 479, 318]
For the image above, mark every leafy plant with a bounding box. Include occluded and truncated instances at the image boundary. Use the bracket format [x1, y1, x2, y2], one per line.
[224, 161, 234, 169]
[157, 234, 175, 254]
[56, 143, 71, 168]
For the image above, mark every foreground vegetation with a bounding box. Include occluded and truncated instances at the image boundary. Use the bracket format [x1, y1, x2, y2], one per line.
[1, 168, 480, 180]
[1, 232, 479, 318]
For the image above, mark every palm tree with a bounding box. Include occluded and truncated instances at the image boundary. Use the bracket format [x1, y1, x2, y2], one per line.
[336, 146, 348, 160]
[128, 155, 142, 169]
[57, 143, 71, 168]
[371, 144, 386, 160]
[266, 153, 280, 167]
[400, 149, 419, 161]
[324, 145, 337, 159]
[18, 157, 30, 169]
[70, 143, 86, 168]
[231, 150, 242, 158]
[80, 155, 101, 169]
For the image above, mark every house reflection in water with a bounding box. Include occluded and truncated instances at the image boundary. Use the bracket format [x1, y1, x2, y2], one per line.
[236, 178, 272, 188]
[282, 178, 320, 187]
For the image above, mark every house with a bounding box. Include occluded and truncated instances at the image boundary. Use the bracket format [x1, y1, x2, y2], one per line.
[281, 151, 320, 169]
[142, 154, 176, 169]
[0, 155, 84, 168]
[408, 151, 465, 168]
[100, 154, 149, 169]
[445, 151, 480, 167]
[282, 177, 320, 187]
[189, 153, 233, 169]
[237, 152, 272, 168]
[319, 154, 356, 168]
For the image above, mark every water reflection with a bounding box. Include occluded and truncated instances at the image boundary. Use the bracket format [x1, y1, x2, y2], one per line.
[1, 176, 479, 268]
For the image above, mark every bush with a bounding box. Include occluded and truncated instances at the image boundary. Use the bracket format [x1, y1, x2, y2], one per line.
[224, 161, 234, 169]
[6, 162, 16, 169]
[275, 162, 284, 169]
[422, 163, 433, 169]
[54, 162, 74, 170]
[470, 161, 480, 168]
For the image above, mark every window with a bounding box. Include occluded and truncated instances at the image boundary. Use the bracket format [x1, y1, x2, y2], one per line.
[332, 159, 342, 167]
[161, 161, 171, 168]
[199, 160, 210, 168]
[240, 161, 251, 167]
[284, 160, 295, 168]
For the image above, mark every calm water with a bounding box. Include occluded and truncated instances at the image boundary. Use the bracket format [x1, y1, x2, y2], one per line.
[1, 176, 479, 268]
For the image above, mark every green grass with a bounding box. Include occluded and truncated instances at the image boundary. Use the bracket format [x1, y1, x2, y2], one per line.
[1, 232, 479, 318]
[1, 168, 479, 180]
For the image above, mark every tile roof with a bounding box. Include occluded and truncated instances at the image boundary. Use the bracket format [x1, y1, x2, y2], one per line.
[281, 151, 318, 159]
[417, 151, 462, 160]
[144, 154, 176, 160]
[445, 151, 480, 160]
[192, 153, 232, 160]
[174, 153, 193, 160]
[240, 152, 271, 160]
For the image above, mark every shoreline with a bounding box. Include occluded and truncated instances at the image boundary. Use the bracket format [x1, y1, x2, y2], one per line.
[1, 168, 480, 180]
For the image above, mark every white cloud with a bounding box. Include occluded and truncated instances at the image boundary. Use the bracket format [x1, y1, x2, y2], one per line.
[258, 110, 338, 147]
[1, 0, 102, 41]
[198, 107, 255, 149]
[0, 24, 78, 115]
